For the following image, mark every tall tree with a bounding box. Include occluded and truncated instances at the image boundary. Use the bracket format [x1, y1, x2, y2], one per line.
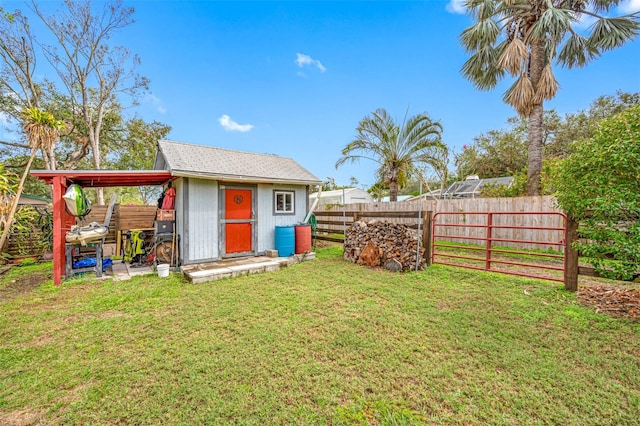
[455, 120, 528, 180]
[107, 118, 171, 204]
[32, 0, 148, 204]
[0, 108, 63, 252]
[0, 8, 57, 170]
[336, 108, 445, 202]
[460, 0, 639, 195]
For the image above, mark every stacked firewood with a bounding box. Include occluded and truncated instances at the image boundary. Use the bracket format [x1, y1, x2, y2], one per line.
[344, 220, 425, 271]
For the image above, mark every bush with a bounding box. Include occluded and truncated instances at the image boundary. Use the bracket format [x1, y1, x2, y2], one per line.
[11, 206, 51, 256]
[552, 105, 640, 279]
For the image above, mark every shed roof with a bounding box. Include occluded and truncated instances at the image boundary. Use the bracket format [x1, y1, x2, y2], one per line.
[155, 140, 321, 185]
[30, 170, 172, 187]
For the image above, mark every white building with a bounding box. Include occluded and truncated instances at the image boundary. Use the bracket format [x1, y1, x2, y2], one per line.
[309, 188, 373, 206]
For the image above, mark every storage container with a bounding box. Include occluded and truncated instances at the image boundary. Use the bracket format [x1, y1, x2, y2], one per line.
[294, 224, 312, 254]
[274, 225, 295, 257]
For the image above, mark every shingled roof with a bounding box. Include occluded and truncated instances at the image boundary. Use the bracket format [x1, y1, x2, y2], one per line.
[154, 140, 321, 185]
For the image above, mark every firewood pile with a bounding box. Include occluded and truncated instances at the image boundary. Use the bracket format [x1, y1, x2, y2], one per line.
[344, 220, 425, 272]
[578, 285, 640, 321]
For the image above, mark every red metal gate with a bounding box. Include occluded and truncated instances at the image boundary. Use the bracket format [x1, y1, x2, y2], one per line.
[431, 211, 567, 283]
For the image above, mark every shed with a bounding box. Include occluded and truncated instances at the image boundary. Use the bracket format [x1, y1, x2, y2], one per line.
[309, 188, 372, 206]
[154, 140, 322, 265]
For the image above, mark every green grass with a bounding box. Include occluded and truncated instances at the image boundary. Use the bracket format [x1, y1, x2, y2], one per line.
[1, 247, 639, 425]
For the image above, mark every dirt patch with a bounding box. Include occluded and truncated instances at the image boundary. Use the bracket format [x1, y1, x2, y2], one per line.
[313, 239, 342, 249]
[0, 270, 51, 301]
[0, 409, 45, 426]
[578, 285, 640, 321]
[58, 383, 92, 405]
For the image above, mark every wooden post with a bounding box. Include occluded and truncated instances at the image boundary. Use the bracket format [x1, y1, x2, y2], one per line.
[52, 176, 66, 286]
[564, 215, 579, 292]
[116, 230, 122, 258]
[485, 212, 493, 271]
[423, 211, 433, 266]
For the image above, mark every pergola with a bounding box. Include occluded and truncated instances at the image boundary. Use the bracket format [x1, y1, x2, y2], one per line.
[31, 170, 173, 286]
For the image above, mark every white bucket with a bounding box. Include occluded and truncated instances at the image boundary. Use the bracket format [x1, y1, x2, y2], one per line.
[157, 263, 170, 278]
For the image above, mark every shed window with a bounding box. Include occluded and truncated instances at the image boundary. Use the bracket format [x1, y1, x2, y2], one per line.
[274, 190, 295, 214]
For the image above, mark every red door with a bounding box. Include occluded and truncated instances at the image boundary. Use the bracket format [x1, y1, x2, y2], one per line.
[224, 188, 253, 254]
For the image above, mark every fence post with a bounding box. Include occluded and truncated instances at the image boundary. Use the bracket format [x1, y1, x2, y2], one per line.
[485, 212, 493, 271]
[564, 215, 579, 292]
[423, 211, 432, 266]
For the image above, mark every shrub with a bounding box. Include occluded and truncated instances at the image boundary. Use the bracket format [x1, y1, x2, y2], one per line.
[552, 105, 640, 279]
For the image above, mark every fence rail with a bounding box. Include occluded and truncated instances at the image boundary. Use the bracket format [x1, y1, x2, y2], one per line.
[431, 211, 568, 283]
[314, 196, 562, 249]
[312, 196, 580, 291]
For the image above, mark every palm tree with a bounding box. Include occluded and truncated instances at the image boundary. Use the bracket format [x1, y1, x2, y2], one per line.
[0, 108, 64, 252]
[460, 0, 639, 195]
[336, 108, 445, 202]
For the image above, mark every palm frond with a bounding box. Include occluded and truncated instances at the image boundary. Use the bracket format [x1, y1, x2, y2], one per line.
[532, 64, 558, 103]
[397, 114, 443, 157]
[461, 43, 506, 90]
[590, 0, 621, 14]
[21, 107, 64, 150]
[557, 32, 599, 67]
[335, 152, 383, 169]
[497, 37, 527, 75]
[501, 0, 520, 7]
[464, 0, 498, 20]
[460, 19, 501, 52]
[531, 7, 571, 42]
[588, 17, 640, 51]
[503, 73, 534, 116]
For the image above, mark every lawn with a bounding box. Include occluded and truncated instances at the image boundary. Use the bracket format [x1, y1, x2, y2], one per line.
[1, 247, 639, 425]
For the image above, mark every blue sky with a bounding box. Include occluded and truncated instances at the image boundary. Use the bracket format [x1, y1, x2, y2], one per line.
[6, 0, 640, 187]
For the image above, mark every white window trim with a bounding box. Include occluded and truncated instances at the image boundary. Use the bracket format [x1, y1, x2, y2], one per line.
[274, 190, 295, 215]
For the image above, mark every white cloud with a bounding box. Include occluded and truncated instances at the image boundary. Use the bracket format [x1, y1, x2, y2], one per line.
[446, 0, 466, 14]
[144, 93, 167, 114]
[0, 112, 10, 125]
[218, 114, 254, 133]
[295, 53, 326, 73]
[620, 0, 640, 13]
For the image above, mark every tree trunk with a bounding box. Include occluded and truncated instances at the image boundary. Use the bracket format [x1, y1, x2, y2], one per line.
[89, 128, 105, 205]
[527, 103, 544, 195]
[389, 179, 398, 202]
[526, 40, 546, 196]
[0, 148, 37, 252]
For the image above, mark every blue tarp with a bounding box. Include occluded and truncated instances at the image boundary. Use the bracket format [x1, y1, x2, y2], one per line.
[72, 257, 113, 272]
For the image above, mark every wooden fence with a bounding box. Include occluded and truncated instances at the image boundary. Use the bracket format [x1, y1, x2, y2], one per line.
[314, 196, 562, 250]
[313, 196, 580, 291]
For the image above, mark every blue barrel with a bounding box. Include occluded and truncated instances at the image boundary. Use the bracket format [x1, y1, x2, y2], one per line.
[275, 225, 295, 257]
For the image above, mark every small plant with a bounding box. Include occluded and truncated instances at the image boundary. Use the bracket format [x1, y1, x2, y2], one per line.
[17, 257, 37, 266]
